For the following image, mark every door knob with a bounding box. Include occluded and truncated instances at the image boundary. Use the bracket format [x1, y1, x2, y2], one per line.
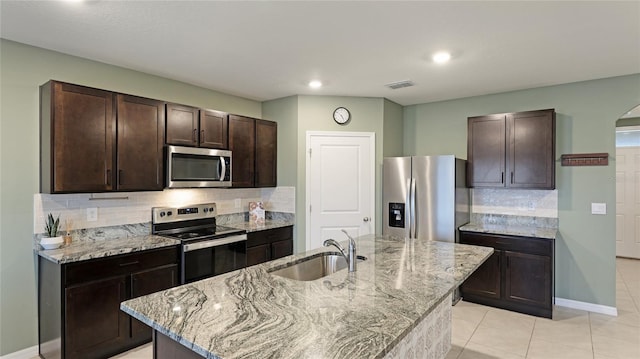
[363, 217, 370, 222]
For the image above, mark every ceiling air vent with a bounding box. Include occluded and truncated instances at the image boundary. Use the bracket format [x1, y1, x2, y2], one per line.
[385, 80, 415, 90]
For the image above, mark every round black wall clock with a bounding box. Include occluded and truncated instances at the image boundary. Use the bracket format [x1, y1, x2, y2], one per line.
[333, 107, 351, 125]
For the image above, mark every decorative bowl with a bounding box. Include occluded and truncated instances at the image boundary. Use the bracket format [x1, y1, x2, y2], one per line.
[40, 236, 64, 250]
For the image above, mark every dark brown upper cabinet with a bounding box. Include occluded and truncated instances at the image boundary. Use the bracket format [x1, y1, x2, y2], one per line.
[467, 109, 555, 189]
[116, 95, 165, 191]
[40, 81, 165, 193]
[165, 104, 198, 147]
[200, 109, 228, 148]
[228, 115, 278, 188]
[166, 104, 228, 149]
[255, 119, 277, 187]
[228, 114, 256, 187]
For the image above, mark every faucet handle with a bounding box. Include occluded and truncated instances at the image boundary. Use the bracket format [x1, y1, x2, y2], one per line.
[341, 229, 356, 249]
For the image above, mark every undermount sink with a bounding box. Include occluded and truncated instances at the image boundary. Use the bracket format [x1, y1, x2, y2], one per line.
[269, 252, 367, 281]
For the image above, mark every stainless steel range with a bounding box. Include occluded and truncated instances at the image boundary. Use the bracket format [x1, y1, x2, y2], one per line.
[152, 203, 247, 284]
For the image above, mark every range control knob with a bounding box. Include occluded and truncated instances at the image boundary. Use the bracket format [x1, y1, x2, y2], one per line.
[209, 207, 214, 213]
[167, 211, 173, 216]
[203, 208, 208, 213]
[159, 211, 166, 217]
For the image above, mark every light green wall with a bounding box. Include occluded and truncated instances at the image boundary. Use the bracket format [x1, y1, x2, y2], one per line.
[404, 74, 640, 307]
[0, 39, 261, 355]
[383, 98, 404, 157]
[262, 96, 298, 187]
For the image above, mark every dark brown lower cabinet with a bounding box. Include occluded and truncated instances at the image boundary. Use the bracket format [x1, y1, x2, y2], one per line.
[459, 250, 502, 300]
[38, 246, 179, 359]
[130, 264, 179, 341]
[460, 231, 554, 318]
[246, 226, 294, 266]
[504, 251, 552, 309]
[65, 276, 129, 358]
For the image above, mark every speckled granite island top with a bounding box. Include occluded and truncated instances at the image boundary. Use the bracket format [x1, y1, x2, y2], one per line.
[459, 223, 558, 239]
[121, 235, 493, 359]
[36, 235, 180, 264]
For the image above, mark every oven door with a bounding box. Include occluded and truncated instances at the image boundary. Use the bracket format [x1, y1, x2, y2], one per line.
[181, 234, 247, 284]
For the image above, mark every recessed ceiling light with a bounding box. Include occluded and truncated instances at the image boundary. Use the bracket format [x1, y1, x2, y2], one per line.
[308, 80, 322, 89]
[432, 51, 451, 64]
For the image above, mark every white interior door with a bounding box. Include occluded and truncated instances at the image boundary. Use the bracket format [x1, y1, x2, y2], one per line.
[306, 132, 375, 251]
[616, 127, 640, 258]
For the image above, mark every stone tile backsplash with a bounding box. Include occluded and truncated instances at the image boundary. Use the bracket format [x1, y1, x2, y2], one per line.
[471, 188, 558, 218]
[470, 213, 558, 228]
[34, 186, 295, 234]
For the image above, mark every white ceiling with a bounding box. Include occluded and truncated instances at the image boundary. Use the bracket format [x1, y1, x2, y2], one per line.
[1, 1, 639, 106]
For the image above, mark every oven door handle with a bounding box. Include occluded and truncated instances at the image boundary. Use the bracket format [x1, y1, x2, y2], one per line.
[183, 234, 247, 252]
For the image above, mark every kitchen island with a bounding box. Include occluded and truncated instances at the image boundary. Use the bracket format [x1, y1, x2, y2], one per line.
[121, 234, 492, 359]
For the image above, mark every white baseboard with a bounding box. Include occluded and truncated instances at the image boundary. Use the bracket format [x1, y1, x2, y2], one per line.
[555, 297, 618, 316]
[0, 345, 38, 359]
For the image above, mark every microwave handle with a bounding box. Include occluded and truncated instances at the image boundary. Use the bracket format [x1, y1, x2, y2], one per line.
[219, 157, 227, 181]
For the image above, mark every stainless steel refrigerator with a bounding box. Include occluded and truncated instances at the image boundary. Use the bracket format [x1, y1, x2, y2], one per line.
[383, 155, 470, 242]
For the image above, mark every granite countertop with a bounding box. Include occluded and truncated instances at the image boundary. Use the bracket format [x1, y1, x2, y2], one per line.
[226, 219, 295, 232]
[36, 235, 180, 264]
[121, 235, 493, 359]
[35, 218, 294, 265]
[459, 222, 558, 239]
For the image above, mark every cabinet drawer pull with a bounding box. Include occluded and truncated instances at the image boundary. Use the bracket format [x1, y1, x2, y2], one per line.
[192, 129, 197, 142]
[501, 172, 504, 184]
[106, 169, 111, 186]
[510, 172, 514, 184]
[201, 130, 205, 143]
[119, 261, 139, 267]
[118, 170, 123, 186]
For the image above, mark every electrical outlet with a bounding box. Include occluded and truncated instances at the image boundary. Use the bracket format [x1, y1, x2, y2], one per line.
[234, 199, 241, 208]
[527, 201, 535, 211]
[87, 207, 98, 222]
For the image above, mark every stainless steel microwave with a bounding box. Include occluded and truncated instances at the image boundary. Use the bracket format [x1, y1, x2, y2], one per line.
[166, 145, 232, 188]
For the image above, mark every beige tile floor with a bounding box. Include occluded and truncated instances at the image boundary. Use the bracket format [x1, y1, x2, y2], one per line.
[112, 258, 640, 359]
[448, 257, 640, 359]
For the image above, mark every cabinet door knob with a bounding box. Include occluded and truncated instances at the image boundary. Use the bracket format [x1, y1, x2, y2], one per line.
[363, 217, 370, 222]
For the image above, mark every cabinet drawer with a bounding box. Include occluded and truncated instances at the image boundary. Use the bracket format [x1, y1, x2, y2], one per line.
[247, 226, 293, 248]
[65, 246, 179, 286]
[460, 231, 552, 256]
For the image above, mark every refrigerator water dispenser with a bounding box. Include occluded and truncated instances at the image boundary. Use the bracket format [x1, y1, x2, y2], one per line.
[388, 202, 405, 228]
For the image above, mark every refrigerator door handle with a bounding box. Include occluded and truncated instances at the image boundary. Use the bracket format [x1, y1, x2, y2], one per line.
[406, 178, 411, 238]
[410, 177, 416, 239]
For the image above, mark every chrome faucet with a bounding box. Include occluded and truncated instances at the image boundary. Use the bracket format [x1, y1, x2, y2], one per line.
[323, 229, 357, 272]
